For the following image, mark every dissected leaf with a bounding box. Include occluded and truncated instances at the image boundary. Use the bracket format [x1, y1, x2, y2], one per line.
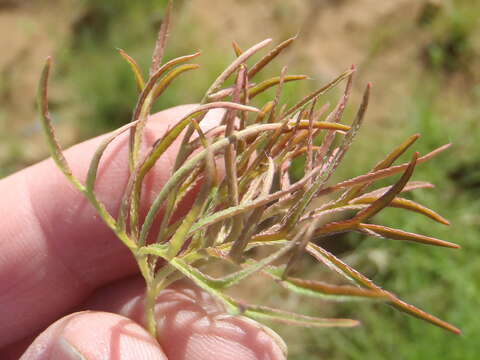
[316, 144, 451, 198]
[341, 133, 421, 203]
[307, 243, 461, 334]
[283, 83, 371, 232]
[39, 12, 461, 341]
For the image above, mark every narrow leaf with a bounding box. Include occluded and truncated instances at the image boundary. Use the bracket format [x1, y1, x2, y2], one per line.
[86, 121, 137, 191]
[353, 152, 418, 222]
[352, 181, 435, 201]
[203, 38, 272, 100]
[152, 63, 200, 100]
[285, 121, 350, 132]
[150, 0, 172, 75]
[265, 268, 386, 300]
[167, 148, 214, 258]
[247, 75, 308, 98]
[282, 68, 354, 119]
[283, 222, 316, 278]
[129, 52, 201, 171]
[38, 57, 83, 189]
[352, 196, 450, 225]
[284, 83, 371, 231]
[315, 66, 355, 164]
[342, 133, 421, 202]
[221, 241, 295, 289]
[359, 223, 460, 248]
[316, 144, 451, 198]
[244, 305, 359, 328]
[306, 243, 461, 334]
[248, 35, 297, 79]
[118, 49, 146, 91]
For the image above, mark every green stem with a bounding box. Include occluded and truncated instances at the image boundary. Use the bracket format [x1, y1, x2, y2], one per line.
[136, 255, 156, 337]
[145, 281, 158, 338]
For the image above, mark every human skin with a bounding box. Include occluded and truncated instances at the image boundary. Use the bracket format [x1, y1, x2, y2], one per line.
[0, 105, 286, 360]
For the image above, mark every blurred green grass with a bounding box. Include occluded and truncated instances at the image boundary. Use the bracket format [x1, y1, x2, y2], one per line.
[2, 0, 480, 358]
[286, 86, 480, 359]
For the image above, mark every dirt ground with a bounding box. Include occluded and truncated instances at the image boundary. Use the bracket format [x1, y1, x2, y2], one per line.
[0, 0, 476, 170]
[0, 0, 79, 168]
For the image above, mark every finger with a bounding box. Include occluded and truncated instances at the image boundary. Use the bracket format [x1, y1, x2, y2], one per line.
[83, 277, 287, 360]
[20, 311, 167, 360]
[0, 105, 224, 347]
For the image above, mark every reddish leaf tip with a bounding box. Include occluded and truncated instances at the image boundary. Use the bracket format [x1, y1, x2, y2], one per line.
[444, 323, 462, 335]
[352, 319, 361, 327]
[439, 240, 460, 249]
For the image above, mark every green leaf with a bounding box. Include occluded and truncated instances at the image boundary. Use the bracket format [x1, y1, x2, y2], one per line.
[281, 68, 355, 119]
[352, 181, 435, 200]
[316, 144, 451, 198]
[341, 133, 421, 202]
[264, 267, 386, 301]
[86, 121, 137, 192]
[38, 57, 83, 189]
[352, 152, 418, 222]
[352, 196, 450, 225]
[149, 0, 173, 76]
[167, 141, 216, 258]
[203, 38, 272, 101]
[118, 49, 145, 91]
[244, 305, 360, 328]
[152, 63, 200, 100]
[248, 75, 308, 98]
[358, 223, 459, 248]
[137, 102, 260, 244]
[306, 243, 461, 334]
[283, 83, 371, 232]
[248, 35, 297, 79]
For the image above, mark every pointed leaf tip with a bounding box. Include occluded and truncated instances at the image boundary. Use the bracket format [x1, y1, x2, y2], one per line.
[361, 223, 460, 249]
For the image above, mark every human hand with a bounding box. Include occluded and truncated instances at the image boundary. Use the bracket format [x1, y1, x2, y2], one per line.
[0, 105, 286, 360]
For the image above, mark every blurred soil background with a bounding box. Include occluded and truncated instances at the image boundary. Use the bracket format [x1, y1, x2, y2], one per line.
[1, 0, 479, 358]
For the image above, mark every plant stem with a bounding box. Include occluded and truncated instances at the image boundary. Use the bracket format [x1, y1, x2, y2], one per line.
[145, 281, 158, 338]
[136, 255, 157, 338]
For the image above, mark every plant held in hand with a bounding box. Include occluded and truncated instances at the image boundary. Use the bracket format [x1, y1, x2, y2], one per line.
[37, 1, 460, 344]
